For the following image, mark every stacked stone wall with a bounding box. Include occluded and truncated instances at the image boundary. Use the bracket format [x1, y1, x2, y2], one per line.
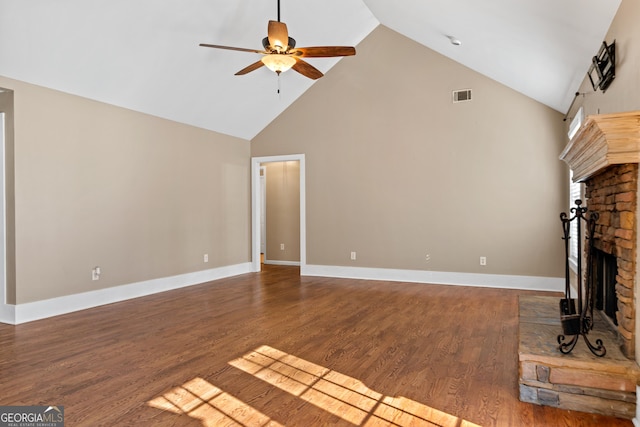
[585, 163, 637, 358]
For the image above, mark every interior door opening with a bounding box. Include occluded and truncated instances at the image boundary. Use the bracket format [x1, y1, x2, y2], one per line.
[251, 155, 305, 273]
[260, 166, 266, 263]
[0, 112, 4, 304]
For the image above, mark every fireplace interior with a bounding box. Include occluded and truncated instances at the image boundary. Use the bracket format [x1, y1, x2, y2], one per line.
[593, 248, 619, 327]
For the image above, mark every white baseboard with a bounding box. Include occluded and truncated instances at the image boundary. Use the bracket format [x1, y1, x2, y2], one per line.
[0, 262, 252, 325]
[2, 263, 564, 325]
[0, 301, 15, 324]
[302, 264, 564, 292]
[264, 260, 300, 266]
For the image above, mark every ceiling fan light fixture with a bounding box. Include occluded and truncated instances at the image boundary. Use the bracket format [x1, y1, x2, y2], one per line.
[262, 37, 296, 51]
[273, 41, 287, 53]
[261, 54, 296, 74]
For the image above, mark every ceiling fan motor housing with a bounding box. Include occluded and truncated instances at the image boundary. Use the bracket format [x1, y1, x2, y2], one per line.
[262, 37, 296, 51]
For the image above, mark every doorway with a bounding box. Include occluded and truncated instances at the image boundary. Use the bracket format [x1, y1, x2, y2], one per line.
[0, 87, 15, 324]
[260, 166, 266, 258]
[0, 112, 4, 304]
[251, 154, 306, 273]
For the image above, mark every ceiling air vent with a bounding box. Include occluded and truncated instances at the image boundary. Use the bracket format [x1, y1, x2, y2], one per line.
[452, 89, 472, 103]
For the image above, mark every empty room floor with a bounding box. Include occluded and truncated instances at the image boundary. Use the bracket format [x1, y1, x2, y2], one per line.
[0, 265, 633, 426]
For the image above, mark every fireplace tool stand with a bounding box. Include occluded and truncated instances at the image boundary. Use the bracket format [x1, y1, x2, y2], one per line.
[558, 199, 606, 357]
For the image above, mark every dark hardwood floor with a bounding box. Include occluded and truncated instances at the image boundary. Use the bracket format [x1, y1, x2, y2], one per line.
[0, 265, 633, 426]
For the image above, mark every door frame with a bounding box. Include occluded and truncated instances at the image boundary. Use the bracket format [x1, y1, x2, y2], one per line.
[251, 154, 306, 273]
[0, 112, 5, 304]
[260, 165, 267, 257]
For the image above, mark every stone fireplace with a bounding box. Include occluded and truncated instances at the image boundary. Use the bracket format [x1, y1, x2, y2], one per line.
[517, 111, 640, 419]
[584, 163, 637, 358]
[560, 111, 640, 359]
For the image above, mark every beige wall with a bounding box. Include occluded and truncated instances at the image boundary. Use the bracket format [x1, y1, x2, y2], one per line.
[264, 161, 300, 262]
[568, 0, 640, 117]
[0, 76, 251, 304]
[252, 25, 567, 278]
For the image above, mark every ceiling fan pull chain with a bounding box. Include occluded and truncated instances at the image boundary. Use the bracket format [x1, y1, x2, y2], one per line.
[277, 73, 281, 96]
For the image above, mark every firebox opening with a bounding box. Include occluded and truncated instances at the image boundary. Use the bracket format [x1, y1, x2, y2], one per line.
[592, 249, 618, 326]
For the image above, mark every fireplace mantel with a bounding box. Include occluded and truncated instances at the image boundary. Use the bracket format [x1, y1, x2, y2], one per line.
[560, 111, 640, 182]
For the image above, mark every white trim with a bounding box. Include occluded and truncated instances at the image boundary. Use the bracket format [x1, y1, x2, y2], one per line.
[568, 257, 578, 274]
[264, 260, 300, 266]
[0, 262, 566, 324]
[0, 112, 5, 307]
[635, 385, 640, 427]
[0, 300, 14, 324]
[251, 154, 306, 273]
[260, 165, 267, 256]
[303, 265, 564, 292]
[0, 262, 252, 325]
[0, 112, 7, 323]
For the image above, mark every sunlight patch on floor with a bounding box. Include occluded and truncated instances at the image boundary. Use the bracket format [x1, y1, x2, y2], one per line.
[148, 344, 481, 426]
[230, 345, 480, 426]
[147, 377, 283, 426]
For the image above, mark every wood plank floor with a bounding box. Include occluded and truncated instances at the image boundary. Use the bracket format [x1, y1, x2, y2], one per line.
[0, 265, 633, 426]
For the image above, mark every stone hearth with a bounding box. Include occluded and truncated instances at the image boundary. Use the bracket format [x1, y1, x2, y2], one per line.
[519, 295, 640, 419]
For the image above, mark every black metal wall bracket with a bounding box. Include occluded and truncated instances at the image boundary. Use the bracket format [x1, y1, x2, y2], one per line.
[558, 200, 606, 357]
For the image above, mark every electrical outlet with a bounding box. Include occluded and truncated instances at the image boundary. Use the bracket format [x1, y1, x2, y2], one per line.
[280, 243, 285, 250]
[204, 254, 209, 263]
[480, 256, 487, 266]
[425, 254, 431, 261]
[350, 251, 357, 260]
[92, 267, 100, 281]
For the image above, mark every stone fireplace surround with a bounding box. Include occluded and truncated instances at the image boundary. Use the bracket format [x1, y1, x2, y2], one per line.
[517, 111, 640, 419]
[584, 163, 637, 358]
[560, 110, 640, 359]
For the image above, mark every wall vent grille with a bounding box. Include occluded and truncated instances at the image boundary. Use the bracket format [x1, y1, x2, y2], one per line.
[452, 89, 472, 103]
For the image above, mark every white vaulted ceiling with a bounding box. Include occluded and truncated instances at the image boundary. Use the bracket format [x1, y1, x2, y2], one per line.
[0, 0, 621, 140]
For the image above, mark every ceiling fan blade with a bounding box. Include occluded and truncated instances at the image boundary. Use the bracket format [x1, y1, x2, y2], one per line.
[292, 58, 323, 80]
[291, 46, 356, 58]
[268, 20, 289, 51]
[235, 60, 266, 75]
[199, 43, 267, 54]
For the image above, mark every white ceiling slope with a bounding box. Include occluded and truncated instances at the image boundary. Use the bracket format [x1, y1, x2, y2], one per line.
[364, 0, 621, 114]
[0, 0, 621, 140]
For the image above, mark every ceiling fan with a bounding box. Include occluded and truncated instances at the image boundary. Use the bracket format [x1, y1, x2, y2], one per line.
[199, 0, 356, 80]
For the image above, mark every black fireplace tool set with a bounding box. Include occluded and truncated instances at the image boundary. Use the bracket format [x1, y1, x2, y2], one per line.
[558, 200, 606, 357]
